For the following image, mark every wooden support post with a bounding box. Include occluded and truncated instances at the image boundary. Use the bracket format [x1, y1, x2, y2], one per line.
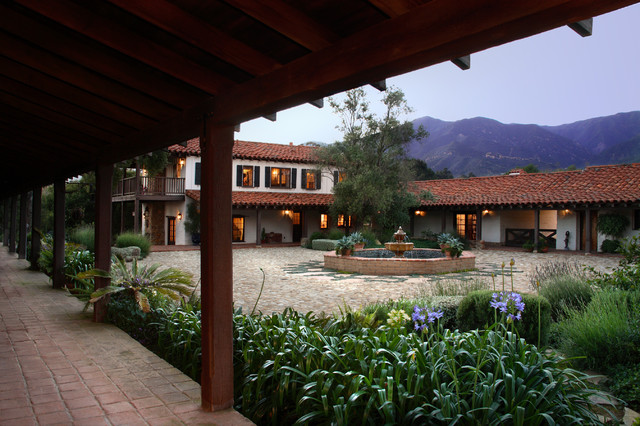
[134, 160, 140, 233]
[533, 209, 540, 253]
[200, 119, 234, 411]
[94, 163, 113, 322]
[18, 192, 27, 259]
[52, 180, 65, 289]
[255, 208, 262, 246]
[120, 201, 125, 234]
[585, 208, 592, 254]
[3, 199, 9, 246]
[476, 209, 482, 243]
[9, 195, 17, 253]
[31, 187, 42, 269]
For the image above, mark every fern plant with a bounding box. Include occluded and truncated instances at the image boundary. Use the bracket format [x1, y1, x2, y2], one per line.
[79, 257, 195, 312]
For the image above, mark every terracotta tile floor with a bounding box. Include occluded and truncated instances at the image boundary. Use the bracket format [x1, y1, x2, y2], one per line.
[0, 250, 252, 425]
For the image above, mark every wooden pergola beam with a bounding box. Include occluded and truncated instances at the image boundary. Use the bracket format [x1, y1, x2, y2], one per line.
[15, 0, 233, 95]
[106, 0, 281, 76]
[224, 0, 338, 50]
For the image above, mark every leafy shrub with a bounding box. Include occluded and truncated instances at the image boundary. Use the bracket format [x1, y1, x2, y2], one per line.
[556, 288, 640, 370]
[426, 278, 489, 297]
[596, 213, 630, 240]
[361, 229, 377, 246]
[601, 239, 621, 253]
[311, 239, 338, 251]
[457, 290, 552, 345]
[37, 233, 94, 290]
[375, 228, 394, 244]
[115, 232, 151, 258]
[588, 236, 640, 291]
[304, 231, 326, 248]
[609, 364, 640, 412]
[539, 274, 593, 321]
[233, 309, 609, 425]
[69, 225, 95, 252]
[106, 291, 165, 347]
[327, 228, 345, 240]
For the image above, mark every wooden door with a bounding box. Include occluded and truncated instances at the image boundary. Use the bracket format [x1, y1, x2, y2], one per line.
[167, 217, 176, 245]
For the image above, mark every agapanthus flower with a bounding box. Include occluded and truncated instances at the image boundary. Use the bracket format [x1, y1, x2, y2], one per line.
[490, 291, 525, 323]
[412, 306, 444, 332]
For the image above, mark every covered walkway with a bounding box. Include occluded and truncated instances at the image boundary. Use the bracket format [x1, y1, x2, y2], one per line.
[0, 250, 251, 425]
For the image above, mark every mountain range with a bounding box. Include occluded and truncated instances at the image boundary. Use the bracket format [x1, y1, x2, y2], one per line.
[407, 111, 640, 177]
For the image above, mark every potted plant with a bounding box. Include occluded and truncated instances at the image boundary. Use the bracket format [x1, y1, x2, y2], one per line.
[522, 240, 534, 252]
[537, 237, 549, 253]
[441, 235, 464, 258]
[349, 231, 366, 250]
[437, 233, 454, 251]
[335, 236, 355, 256]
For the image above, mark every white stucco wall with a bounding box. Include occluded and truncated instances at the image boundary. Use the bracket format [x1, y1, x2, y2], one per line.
[412, 211, 444, 238]
[480, 211, 501, 243]
[165, 201, 186, 245]
[556, 210, 578, 250]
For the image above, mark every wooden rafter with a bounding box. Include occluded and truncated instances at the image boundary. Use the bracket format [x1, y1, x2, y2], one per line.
[224, 0, 338, 50]
[15, 0, 233, 95]
[106, 0, 281, 76]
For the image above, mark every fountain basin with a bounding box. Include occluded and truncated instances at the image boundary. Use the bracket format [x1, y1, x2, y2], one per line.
[384, 242, 414, 257]
[324, 248, 475, 275]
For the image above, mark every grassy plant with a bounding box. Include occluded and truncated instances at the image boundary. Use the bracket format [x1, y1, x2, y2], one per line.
[115, 232, 151, 258]
[420, 278, 489, 297]
[155, 303, 201, 381]
[556, 288, 640, 370]
[80, 257, 194, 312]
[539, 274, 593, 321]
[69, 225, 96, 252]
[360, 296, 463, 331]
[233, 309, 610, 425]
[528, 260, 588, 290]
[457, 290, 552, 345]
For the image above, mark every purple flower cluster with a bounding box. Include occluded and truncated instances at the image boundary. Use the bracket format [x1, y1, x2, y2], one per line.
[412, 306, 444, 332]
[490, 291, 525, 323]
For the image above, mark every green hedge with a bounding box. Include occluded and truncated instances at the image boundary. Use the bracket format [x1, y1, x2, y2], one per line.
[115, 232, 151, 258]
[311, 239, 338, 251]
[457, 290, 552, 346]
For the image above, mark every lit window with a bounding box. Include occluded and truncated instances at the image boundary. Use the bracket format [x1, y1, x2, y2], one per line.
[320, 214, 328, 229]
[337, 214, 345, 227]
[338, 172, 346, 182]
[242, 166, 253, 187]
[306, 171, 316, 189]
[232, 216, 245, 242]
[271, 168, 290, 188]
[292, 212, 301, 225]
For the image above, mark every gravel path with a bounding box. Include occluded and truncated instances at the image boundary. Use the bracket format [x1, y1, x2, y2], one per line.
[141, 248, 620, 315]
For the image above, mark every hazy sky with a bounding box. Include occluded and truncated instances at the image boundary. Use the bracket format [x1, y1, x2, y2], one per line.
[236, 4, 640, 145]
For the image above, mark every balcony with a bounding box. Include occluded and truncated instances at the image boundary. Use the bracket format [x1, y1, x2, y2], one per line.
[112, 176, 185, 202]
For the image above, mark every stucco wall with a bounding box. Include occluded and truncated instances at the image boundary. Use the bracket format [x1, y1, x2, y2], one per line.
[556, 210, 577, 250]
[481, 212, 501, 243]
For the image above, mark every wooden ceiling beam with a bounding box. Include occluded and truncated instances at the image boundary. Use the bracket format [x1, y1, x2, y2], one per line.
[0, 57, 155, 131]
[15, 0, 234, 95]
[224, 0, 338, 50]
[0, 75, 134, 137]
[0, 33, 177, 120]
[368, 0, 419, 17]
[0, 91, 114, 144]
[0, 5, 204, 109]
[208, 0, 639, 126]
[106, 0, 281, 76]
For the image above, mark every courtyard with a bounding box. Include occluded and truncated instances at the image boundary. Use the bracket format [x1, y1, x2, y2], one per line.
[142, 247, 620, 315]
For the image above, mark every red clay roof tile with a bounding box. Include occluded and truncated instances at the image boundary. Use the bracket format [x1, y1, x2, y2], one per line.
[186, 190, 332, 208]
[412, 163, 640, 208]
[170, 139, 317, 163]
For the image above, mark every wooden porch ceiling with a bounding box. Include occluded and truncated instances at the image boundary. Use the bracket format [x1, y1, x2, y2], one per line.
[1, 0, 637, 196]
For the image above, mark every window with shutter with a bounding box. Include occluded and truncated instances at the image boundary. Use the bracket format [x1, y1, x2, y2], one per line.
[195, 162, 201, 185]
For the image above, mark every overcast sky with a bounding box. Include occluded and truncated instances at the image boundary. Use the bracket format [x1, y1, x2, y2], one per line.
[236, 4, 640, 145]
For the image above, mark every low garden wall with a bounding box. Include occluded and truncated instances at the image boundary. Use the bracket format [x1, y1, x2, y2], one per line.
[324, 249, 475, 275]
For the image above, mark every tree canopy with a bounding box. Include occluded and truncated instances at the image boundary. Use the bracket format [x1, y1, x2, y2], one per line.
[316, 87, 427, 237]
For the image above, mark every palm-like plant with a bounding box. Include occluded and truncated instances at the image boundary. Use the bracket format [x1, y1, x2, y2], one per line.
[79, 257, 195, 312]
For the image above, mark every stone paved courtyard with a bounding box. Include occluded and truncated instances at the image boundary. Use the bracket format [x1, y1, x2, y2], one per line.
[142, 247, 621, 315]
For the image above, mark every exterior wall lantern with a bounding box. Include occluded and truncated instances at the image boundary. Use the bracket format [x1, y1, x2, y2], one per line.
[177, 211, 182, 221]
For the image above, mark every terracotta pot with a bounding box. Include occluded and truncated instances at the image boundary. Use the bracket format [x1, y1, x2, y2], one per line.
[340, 248, 352, 256]
[354, 243, 365, 251]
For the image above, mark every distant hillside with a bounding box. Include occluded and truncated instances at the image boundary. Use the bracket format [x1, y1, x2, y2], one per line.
[408, 111, 640, 177]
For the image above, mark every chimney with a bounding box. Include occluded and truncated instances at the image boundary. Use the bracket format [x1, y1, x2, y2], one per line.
[289, 142, 293, 146]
